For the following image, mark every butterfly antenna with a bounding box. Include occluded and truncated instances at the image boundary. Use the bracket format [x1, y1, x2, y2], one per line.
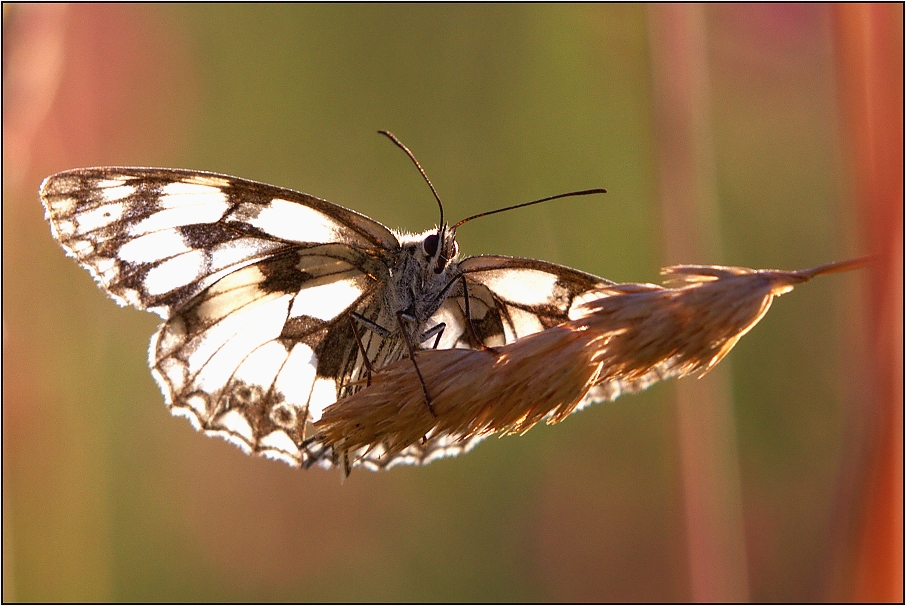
[453, 188, 607, 229]
[378, 130, 445, 228]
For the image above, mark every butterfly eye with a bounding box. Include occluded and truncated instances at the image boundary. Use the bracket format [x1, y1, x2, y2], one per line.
[423, 233, 439, 258]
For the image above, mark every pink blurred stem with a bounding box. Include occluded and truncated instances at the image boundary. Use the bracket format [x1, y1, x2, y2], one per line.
[647, 5, 750, 601]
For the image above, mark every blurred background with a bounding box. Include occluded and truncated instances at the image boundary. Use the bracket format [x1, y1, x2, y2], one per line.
[3, 4, 900, 602]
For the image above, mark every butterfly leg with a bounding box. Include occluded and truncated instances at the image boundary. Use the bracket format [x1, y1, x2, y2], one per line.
[460, 274, 498, 353]
[341, 451, 352, 478]
[396, 311, 438, 417]
[348, 314, 378, 386]
[348, 308, 438, 417]
[416, 325, 445, 445]
[419, 322, 446, 350]
[349, 310, 392, 338]
[349, 310, 401, 389]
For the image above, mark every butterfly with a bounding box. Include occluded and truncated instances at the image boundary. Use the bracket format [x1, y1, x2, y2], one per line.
[41, 136, 611, 471]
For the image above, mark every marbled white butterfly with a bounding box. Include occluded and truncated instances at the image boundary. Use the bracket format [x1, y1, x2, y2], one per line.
[41, 135, 610, 470]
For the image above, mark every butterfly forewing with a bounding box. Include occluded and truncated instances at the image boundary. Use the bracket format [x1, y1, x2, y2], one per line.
[434, 255, 613, 349]
[41, 168, 399, 314]
[41, 166, 613, 470]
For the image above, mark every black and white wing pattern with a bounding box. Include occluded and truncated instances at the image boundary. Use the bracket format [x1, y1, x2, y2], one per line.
[436, 255, 612, 349]
[41, 167, 612, 471]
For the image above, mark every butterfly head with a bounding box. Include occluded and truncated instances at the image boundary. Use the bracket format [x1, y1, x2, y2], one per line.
[421, 224, 459, 274]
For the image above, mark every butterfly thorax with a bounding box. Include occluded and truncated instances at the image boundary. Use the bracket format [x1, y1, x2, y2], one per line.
[384, 225, 460, 344]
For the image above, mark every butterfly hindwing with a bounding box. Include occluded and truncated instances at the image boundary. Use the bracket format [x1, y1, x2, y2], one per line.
[150, 247, 390, 467]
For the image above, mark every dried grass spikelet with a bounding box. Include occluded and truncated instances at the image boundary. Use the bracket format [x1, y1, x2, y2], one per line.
[314, 257, 870, 463]
[316, 323, 609, 460]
